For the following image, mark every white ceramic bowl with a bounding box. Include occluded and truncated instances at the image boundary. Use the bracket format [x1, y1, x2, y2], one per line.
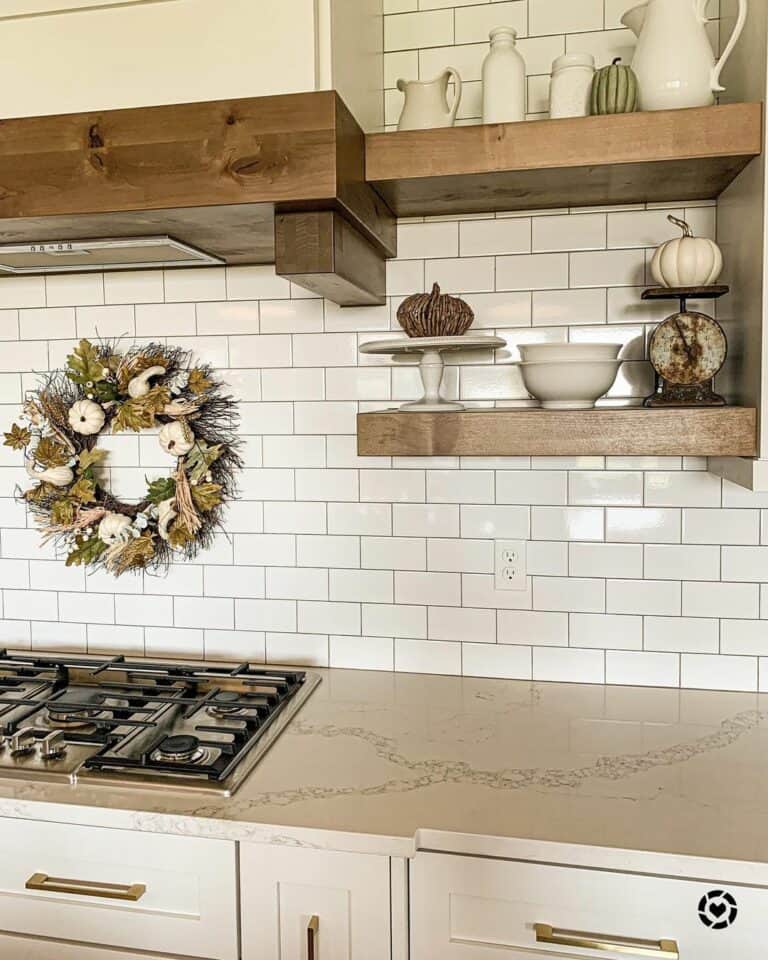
[518, 342, 622, 363]
[518, 359, 621, 409]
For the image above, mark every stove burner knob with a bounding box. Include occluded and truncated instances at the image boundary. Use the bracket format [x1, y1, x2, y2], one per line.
[39, 730, 66, 761]
[9, 728, 36, 757]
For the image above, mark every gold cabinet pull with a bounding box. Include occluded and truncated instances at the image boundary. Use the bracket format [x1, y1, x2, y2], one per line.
[307, 914, 319, 960]
[534, 923, 678, 958]
[26, 872, 146, 902]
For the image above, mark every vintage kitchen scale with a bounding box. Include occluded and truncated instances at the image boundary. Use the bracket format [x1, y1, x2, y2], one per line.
[642, 285, 729, 407]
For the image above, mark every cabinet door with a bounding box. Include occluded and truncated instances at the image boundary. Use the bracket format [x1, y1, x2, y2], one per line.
[411, 852, 768, 960]
[241, 845, 391, 960]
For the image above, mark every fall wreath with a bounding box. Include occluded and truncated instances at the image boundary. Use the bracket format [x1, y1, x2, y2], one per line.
[4, 340, 241, 576]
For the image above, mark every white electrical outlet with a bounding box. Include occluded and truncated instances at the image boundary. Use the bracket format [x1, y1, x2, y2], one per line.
[495, 540, 527, 591]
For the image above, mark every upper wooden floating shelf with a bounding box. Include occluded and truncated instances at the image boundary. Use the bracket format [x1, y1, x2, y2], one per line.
[365, 103, 763, 217]
[358, 408, 758, 458]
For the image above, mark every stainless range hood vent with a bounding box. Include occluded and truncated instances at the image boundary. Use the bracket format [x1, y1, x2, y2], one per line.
[0, 236, 224, 274]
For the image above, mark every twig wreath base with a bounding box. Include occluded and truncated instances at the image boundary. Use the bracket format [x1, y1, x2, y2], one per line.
[4, 340, 241, 577]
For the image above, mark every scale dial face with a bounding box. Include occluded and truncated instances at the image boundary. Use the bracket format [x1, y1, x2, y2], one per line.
[649, 311, 727, 385]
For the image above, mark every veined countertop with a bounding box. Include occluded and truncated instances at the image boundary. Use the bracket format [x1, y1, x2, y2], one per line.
[0, 665, 767, 873]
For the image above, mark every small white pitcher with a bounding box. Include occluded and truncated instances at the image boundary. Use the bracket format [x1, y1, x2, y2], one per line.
[396, 68, 462, 131]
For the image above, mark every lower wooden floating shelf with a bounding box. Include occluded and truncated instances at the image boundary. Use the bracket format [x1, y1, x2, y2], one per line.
[357, 408, 758, 458]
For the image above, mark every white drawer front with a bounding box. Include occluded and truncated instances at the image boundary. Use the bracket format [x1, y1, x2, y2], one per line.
[411, 852, 766, 960]
[0, 818, 237, 959]
[0, 931, 175, 959]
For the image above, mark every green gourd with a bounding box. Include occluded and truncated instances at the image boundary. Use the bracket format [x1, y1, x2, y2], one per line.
[590, 58, 639, 115]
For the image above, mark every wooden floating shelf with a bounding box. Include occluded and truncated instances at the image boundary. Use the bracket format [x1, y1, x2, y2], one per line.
[366, 103, 762, 217]
[357, 408, 758, 458]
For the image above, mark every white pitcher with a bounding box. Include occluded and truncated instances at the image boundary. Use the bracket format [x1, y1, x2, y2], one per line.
[396, 69, 462, 131]
[622, 0, 748, 111]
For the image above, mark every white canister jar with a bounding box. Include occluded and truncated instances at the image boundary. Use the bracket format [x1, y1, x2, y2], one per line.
[482, 26, 525, 124]
[549, 53, 595, 119]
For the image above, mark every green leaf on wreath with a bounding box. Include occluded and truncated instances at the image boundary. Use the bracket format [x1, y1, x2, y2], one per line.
[92, 380, 119, 404]
[78, 448, 108, 473]
[146, 476, 177, 504]
[70, 476, 96, 503]
[66, 535, 107, 567]
[190, 482, 222, 513]
[112, 386, 170, 433]
[3, 423, 31, 450]
[34, 436, 72, 469]
[184, 440, 223, 485]
[66, 339, 108, 386]
[50, 499, 76, 525]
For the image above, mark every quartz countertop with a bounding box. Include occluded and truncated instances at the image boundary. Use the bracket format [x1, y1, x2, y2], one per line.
[0, 666, 767, 868]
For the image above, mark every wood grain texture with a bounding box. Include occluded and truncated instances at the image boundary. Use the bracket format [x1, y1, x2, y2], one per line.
[275, 211, 386, 306]
[0, 91, 395, 274]
[366, 103, 762, 217]
[357, 408, 758, 457]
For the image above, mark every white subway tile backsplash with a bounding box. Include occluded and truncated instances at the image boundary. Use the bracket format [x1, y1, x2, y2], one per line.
[460, 219, 531, 257]
[683, 508, 760, 545]
[462, 642, 532, 679]
[681, 653, 757, 692]
[428, 605, 495, 643]
[532, 214, 606, 253]
[569, 471, 643, 506]
[498, 609, 567, 646]
[682, 582, 759, 619]
[498, 470, 567, 505]
[646, 471, 722, 508]
[428, 538, 493, 573]
[425, 257, 496, 293]
[533, 646, 605, 683]
[606, 507, 681, 543]
[570, 543, 643, 579]
[570, 249, 645, 288]
[605, 650, 679, 687]
[330, 635, 394, 671]
[497, 253, 569, 291]
[532, 506, 604, 541]
[607, 580, 681, 616]
[721, 546, 768, 582]
[571, 613, 642, 650]
[330, 569, 393, 604]
[534, 577, 605, 613]
[266, 633, 329, 667]
[644, 616, 719, 654]
[532, 288, 607, 326]
[644, 544, 720, 581]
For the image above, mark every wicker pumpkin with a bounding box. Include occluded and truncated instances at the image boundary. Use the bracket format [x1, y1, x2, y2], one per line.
[590, 58, 638, 115]
[397, 283, 474, 338]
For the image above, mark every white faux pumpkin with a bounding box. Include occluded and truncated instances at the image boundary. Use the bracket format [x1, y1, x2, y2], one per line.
[98, 512, 132, 545]
[651, 215, 723, 288]
[127, 365, 166, 399]
[159, 420, 195, 457]
[68, 398, 105, 436]
[25, 459, 73, 488]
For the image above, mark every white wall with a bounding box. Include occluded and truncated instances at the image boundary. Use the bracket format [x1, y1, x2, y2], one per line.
[2, 0, 766, 694]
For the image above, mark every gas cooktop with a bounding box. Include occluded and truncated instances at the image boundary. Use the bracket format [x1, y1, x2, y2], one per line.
[0, 652, 320, 795]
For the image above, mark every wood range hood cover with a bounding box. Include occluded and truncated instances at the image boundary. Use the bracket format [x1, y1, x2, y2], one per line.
[0, 91, 396, 305]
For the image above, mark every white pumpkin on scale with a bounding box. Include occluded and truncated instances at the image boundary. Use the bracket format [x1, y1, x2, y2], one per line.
[650, 215, 724, 288]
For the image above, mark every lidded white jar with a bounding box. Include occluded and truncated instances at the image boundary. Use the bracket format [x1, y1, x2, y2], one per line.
[481, 26, 525, 124]
[549, 52, 595, 119]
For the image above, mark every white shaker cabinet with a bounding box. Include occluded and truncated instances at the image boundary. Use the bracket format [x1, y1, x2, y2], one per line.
[240, 845, 393, 960]
[0, 0, 383, 130]
[411, 852, 768, 960]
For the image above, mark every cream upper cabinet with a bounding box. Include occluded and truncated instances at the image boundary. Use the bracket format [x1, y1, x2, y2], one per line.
[0, 0, 383, 130]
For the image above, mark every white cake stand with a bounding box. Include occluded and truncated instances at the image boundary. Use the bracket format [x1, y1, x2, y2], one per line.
[359, 335, 506, 412]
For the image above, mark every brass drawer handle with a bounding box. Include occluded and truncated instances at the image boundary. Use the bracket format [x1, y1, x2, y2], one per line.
[534, 923, 679, 958]
[26, 872, 146, 902]
[307, 914, 319, 960]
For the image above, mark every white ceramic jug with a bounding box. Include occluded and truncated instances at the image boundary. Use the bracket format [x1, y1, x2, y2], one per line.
[622, 0, 748, 111]
[396, 69, 462, 131]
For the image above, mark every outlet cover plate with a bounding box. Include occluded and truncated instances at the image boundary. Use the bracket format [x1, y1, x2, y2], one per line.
[495, 540, 527, 591]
